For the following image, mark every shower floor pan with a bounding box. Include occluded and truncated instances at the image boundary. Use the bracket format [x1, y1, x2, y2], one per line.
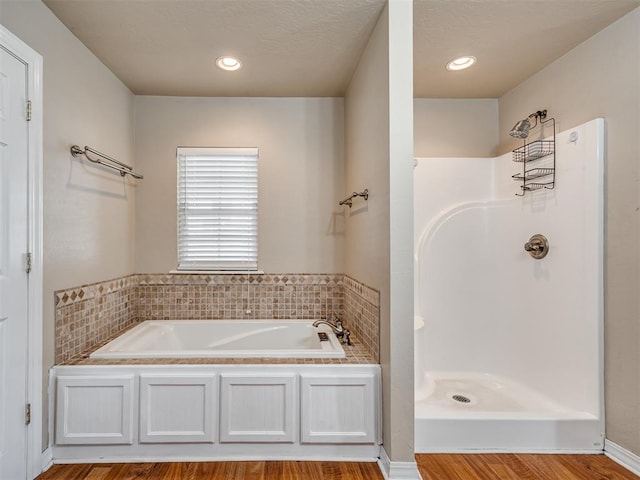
[415, 372, 602, 453]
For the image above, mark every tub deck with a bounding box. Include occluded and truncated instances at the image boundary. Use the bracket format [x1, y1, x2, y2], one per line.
[52, 321, 380, 463]
[61, 322, 377, 366]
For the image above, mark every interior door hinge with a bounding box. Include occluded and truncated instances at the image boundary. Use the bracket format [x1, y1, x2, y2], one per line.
[25, 403, 31, 425]
[26, 252, 32, 274]
[26, 100, 32, 122]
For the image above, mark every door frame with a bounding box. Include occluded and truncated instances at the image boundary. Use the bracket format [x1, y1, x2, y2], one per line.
[0, 24, 44, 479]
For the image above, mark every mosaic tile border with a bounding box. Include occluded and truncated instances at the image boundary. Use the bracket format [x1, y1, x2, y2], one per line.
[343, 275, 380, 308]
[56, 273, 344, 302]
[55, 274, 137, 308]
[137, 273, 343, 287]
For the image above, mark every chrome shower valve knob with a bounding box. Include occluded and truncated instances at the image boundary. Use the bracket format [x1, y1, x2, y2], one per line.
[524, 234, 549, 259]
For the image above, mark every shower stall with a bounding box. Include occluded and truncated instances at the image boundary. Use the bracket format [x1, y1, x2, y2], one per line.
[414, 118, 604, 452]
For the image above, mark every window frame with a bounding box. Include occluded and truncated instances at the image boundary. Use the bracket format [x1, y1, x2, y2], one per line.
[176, 146, 259, 272]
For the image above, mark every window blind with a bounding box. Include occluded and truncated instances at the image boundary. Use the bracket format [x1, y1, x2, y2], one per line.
[177, 147, 258, 271]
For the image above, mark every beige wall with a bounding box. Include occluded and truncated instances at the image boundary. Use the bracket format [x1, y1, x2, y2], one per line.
[345, 2, 391, 458]
[345, 0, 415, 462]
[388, 0, 415, 462]
[134, 96, 344, 273]
[499, 7, 640, 455]
[1, 0, 136, 448]
[414, 98, 499, 157]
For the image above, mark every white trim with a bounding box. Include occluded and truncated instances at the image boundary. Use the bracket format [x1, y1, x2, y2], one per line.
[53, 454, 380, 464]
[177, 146, 258, 157]
[595, 118, 606, 446]
[605, 440, 640, 477]
[169, 270, 265, 275]
[0, 25, 44, 480]
[416, 448, 603, 454]
[377, 448, 422, 480]
[41, 448, 53, 473]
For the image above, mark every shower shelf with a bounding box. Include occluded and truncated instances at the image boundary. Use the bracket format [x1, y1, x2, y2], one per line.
[511, 115, 556, 196]
[521, 181, 554, 191]
[512, 140, 554, 163]
[512, 168, 554, 182]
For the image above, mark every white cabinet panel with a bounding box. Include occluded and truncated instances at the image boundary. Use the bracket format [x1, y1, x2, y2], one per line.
[300, 374, 376, 444]
[139, 374, 216, 443]
[56, 375, 134, 445]
[220, 374, 296, 443]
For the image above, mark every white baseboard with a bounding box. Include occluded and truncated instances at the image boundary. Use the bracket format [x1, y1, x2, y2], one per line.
[40, 447, 53, 473]
[377, 447, 422, 480]
[604, 439, 640, 476]
[417, 448, 601, 454]
[53, 454, 379, 464]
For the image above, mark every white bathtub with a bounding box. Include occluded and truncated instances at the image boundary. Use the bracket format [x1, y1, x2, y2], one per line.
[90, 320, 346, 359]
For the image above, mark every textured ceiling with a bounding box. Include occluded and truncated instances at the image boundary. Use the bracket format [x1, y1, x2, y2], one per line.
[43, 0, 640, 98]
[414, 0, 640, 98]
[42, 0, 387, 97]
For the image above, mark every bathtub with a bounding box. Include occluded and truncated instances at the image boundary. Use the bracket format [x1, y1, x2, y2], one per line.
[90, 320, 346, 359]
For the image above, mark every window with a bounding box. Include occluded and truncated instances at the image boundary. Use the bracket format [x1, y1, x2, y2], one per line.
[177, 147, 258, 271]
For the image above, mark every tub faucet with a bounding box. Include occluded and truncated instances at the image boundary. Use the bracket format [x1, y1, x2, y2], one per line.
[312, 316, 352, 345]
[312, 317, 343, 333]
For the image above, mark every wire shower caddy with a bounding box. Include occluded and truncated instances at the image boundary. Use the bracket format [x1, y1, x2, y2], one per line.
[511, 117, 556, 195]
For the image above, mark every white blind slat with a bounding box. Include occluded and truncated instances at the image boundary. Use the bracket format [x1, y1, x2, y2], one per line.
[177, 147, 258, 271]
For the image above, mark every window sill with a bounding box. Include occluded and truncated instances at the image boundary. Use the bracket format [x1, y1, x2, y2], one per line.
[170, 270, 265, 275]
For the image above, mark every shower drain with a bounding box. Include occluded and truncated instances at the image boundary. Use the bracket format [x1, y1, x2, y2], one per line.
[451, 394, 471, 404]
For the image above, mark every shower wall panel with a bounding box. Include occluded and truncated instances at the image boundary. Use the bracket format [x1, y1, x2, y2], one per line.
[414, 118, 603, 417]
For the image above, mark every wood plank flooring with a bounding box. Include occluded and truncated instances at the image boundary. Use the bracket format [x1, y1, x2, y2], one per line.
[35, 455, 640, 480]
[416, 454, 640, 480]
[35, 461, 384, 480]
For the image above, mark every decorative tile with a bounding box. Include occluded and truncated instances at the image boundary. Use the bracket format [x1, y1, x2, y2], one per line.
[343, 275, 379, 307]
[342, 276, 380, 362]
[55, 272, 377, 365]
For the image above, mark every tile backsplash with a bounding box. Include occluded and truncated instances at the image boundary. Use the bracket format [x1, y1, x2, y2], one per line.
[55, 275, 137, 364]
[55, 273, 379, 364]
[136, 274, 343, 321]
[343, 275, 380, 362]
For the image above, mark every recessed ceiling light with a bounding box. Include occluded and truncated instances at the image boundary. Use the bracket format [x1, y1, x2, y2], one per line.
[216, 56, 242, 71]
[446, 56, 477, 71]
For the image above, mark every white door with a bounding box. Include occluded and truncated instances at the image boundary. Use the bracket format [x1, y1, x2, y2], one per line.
[0, 45, 30, 480]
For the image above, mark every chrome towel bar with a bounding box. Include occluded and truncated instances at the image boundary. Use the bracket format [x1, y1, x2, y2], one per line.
[70, 145, 143, 179]
[339, 189, 368, 208]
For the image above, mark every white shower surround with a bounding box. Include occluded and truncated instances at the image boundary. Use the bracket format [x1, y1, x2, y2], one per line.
[414, 118, 604, 452]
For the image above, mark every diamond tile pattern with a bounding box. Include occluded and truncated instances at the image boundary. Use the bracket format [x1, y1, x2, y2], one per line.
[55, 273, 379, 364]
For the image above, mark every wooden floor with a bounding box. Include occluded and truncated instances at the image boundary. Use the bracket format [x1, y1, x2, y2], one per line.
[416, 454, 640, 480]
[35, 461, 383, 480]
[35, 455, 640, 480]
